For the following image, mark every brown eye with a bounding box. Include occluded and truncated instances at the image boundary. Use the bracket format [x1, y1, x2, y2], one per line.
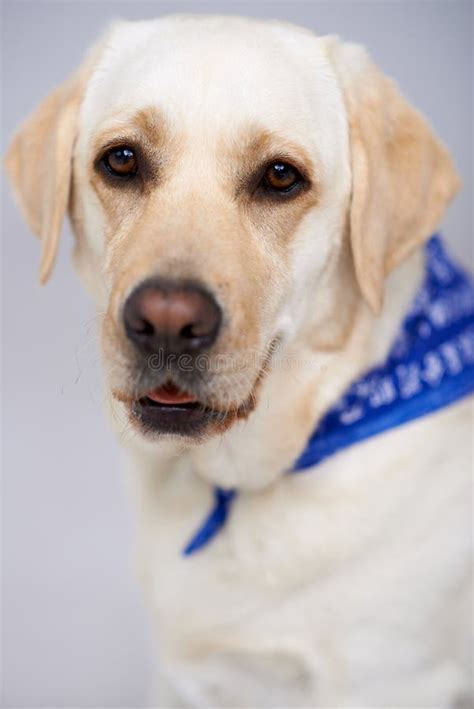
[263, 162, 302, 192]
[103, 146, 137, 177]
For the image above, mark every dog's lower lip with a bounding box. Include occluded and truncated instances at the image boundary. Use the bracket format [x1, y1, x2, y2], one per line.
[141, 396, 200, 410]
[132, 385, 214, 436]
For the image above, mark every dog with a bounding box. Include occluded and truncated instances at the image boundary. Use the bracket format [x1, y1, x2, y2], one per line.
[5, 14, 472, 707]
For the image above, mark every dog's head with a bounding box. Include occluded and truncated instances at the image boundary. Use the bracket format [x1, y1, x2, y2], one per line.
[5, 16, 459, 442]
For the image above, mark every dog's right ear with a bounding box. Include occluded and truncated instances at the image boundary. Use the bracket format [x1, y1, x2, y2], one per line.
[4, 39, 107, 284]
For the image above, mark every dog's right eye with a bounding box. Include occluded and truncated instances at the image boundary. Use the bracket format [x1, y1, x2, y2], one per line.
[101, 146, 138, 178]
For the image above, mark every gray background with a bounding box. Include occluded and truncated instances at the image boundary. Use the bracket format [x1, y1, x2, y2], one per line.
[1, 1, 472, 707]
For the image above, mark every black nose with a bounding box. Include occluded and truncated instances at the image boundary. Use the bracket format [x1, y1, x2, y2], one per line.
[123, 278, 222, 355]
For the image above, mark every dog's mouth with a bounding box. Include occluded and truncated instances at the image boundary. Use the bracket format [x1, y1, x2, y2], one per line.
[121, 338, 279, 439]
[130, 382, 226, 437]
[146, 382, 200, 407]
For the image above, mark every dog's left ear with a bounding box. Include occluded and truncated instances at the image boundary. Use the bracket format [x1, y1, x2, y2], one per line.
[4, 39, 107, 284]
[326, 38, 461, 314]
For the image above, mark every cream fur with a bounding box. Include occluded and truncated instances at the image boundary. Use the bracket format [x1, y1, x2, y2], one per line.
[5, 15, 471, 708]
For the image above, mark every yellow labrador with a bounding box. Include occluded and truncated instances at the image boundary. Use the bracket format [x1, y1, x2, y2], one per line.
[6, 15, 472, 708]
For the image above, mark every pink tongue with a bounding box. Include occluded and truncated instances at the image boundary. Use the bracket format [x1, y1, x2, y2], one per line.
[147, 383, 198, 405]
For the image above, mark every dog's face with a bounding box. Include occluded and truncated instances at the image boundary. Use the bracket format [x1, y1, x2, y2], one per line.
[5, 16, 459, 443]
[72, 18, 352, 439]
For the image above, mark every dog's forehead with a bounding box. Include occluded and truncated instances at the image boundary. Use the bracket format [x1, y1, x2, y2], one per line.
[80, 17, 344, 152]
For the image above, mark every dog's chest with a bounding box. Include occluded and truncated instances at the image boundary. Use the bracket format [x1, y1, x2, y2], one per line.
[133, 401, 472, 706]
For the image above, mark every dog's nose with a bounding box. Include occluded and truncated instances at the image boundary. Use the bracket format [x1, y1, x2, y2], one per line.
[123, 279, 222, 354]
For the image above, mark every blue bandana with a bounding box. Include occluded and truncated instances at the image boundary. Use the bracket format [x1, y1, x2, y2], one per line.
[184, 237, 474, 556]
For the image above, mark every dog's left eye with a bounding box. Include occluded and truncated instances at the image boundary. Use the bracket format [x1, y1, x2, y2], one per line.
[102, 146, 138, 177]
[262, 162, 302, 193]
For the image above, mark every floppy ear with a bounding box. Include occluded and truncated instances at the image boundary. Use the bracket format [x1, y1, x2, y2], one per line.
[326, 39, 461, 313]
[4, 38, 106, 284]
